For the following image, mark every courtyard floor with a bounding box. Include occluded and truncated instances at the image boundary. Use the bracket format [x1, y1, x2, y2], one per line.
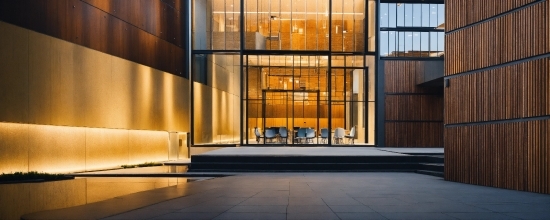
[23, 172, 550, 220]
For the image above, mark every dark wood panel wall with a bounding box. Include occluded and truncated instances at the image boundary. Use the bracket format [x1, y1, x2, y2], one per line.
[445, 121, 549, 193]
[446, 0, 549, 75]
[445, 0, 550, 194]
[445, 0, 538, 31]
[383, 60, 444, 147]
[0, 0, 186, 76]
[445, 58, 550, 124]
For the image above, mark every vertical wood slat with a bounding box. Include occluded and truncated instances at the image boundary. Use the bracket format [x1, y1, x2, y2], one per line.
[384, 60, 443, 147]
[445, 0, 550, 194]
[445, 0, 549, 76]
[446, 120, 549, 194]
[0, 0, 186, 75]
[444, 58, 550, 125]
[446, 0, 538, 32]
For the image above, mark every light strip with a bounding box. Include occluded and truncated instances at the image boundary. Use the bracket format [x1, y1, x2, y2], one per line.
[213, 11, 364, 15]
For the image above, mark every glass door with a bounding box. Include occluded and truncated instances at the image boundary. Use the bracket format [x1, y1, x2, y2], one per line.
[262, 90, 320, 145]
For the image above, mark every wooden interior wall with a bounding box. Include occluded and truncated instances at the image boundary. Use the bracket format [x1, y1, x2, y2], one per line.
[384, 60, 444, 147]
[445, 0, 550, 194]
[0, 0, 185, 75]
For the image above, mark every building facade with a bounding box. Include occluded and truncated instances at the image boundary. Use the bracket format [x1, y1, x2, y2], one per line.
[378, 0, 445, 147]
[191, 0, 377, 146]
[0, 0, 548, 194]
[0, 0, 191, 173]
[445, 0, 550, 194]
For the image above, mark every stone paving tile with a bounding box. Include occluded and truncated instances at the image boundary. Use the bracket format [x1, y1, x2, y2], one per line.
[287, 212, 341, 220]
[102, 208, 172, 220]
[24, 172, 550, 220]
[288, 197, 327, 205]
[150, 212, 222, 220]
[379, 212, 457, 220]
[355, 197, 409, 206]
[335, 212, 389, 220]
[177, 205, 234, 213]
[322, 197, 363, 205]
[196, 197, 248, 206]
[444, 212, 521, 220]
[240, 197, 289, 206]
[472, 203, 550, 213]
[369, 203, 491, 213]
[213, 212, 286, 220]
[253, 190, 289, 197]
[328, 205, 375, 213]
[141, 198, 200, 210]
[502, 212, 550, 220]
[226, 205, 287, 213]
[287, 205, 334, 213]
[289, 191, 322, 198]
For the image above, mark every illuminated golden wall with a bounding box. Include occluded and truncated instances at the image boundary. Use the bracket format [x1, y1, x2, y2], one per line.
[0, 21, 190, 173]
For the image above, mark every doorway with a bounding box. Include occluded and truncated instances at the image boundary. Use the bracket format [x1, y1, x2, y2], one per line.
[262, 90, 320, 145]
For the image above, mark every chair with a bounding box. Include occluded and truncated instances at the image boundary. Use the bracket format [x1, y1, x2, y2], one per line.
[264, 128, 278, 144]
[254, 127, 264, 144]
[294, 128, 307, 144]
[333, 128, 345, 144]
[305, 128, 316, 144]
[279, 127, 288, 144]
[345, 126, 356, 145]
[320, 128, 329, 144]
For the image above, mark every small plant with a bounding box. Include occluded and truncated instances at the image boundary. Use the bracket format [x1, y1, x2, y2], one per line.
[0, 171, 72, 182]
[120, 162, 163, 169]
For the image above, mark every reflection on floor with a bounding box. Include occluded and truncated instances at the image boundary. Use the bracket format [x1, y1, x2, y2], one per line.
[23, 173, 550, 220]
[83, 176, 191, 203]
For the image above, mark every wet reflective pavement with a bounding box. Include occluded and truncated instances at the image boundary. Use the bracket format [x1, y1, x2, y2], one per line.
[22, 172, 550, 220]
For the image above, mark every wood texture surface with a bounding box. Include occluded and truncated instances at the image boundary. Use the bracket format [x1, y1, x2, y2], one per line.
[445, 58, 550, 124]
[445, 120, 550, 193]
[445, 0, 550, 194]
[445, 0, 539, 32]
[384, 60, 443, 147]
[0, 0, 186, 75]
[445, 0, 549, 76]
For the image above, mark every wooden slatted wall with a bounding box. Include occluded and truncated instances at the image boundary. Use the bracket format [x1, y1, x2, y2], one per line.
[384, 60, 443, 147]
[0, 0, 186, 75]
[445, 0, 538, 31]
[445, 58, 550, 124]
[445, 121, 549, 193]
[445, 0, 550, 194]
[446, 0, 550, 75]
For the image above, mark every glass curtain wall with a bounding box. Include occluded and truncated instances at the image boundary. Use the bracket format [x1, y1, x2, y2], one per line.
[192, 0, 377, 145]
[379, 3, 444, 57]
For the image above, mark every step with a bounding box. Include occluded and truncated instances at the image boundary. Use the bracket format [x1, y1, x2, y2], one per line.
[190, 155, 437, 163]
[416, 170, 444, 178]
[189, 162, 426, 172]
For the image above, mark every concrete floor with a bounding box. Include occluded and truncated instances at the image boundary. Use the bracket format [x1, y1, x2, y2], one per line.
[24, 173, 550, 220]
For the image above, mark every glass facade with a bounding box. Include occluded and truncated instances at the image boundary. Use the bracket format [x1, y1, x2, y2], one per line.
[379, 3, 444, 57]
[192, 0, 376, 145]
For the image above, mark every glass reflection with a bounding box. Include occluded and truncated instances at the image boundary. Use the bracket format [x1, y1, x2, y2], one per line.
[244, 55, 375, 145]
[379, 2, 444, 57]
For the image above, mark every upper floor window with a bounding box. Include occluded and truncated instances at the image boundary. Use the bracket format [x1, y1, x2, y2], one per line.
[380, 3, 444, 28]
[379, 3, 444, 57]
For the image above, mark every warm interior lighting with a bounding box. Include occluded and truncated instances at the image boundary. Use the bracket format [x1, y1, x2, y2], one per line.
[213, 11, 364, 15]
[0, 122, 182, 174]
